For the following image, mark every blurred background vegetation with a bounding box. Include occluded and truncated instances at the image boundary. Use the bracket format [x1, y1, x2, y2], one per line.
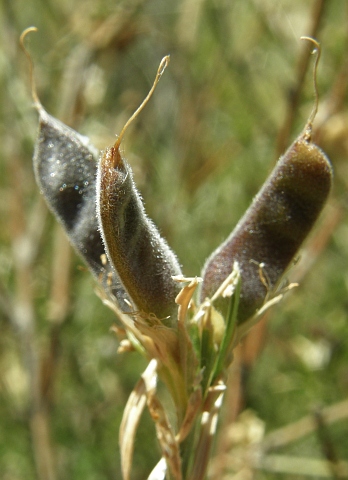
[1, 0, 348, 478]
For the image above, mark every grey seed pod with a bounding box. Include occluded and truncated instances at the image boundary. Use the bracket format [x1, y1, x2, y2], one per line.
[33, 108, 130, 310]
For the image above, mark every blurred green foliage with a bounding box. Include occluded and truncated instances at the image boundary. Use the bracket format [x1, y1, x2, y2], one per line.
[1, 0, 348, 478]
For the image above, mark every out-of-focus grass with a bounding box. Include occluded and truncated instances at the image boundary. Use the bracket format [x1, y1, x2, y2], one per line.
[1, 0, 348, 478]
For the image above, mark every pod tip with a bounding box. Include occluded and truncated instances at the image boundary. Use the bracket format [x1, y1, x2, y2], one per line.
[20, 27, 43, 112]
[300, 36, 321, 142]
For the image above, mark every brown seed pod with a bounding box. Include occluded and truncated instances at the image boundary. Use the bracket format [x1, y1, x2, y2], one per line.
[96, 57, 182, 322]
[200, 38, 333, 323]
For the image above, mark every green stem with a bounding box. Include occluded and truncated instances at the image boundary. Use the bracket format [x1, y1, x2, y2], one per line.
[180, 421, 198, 478]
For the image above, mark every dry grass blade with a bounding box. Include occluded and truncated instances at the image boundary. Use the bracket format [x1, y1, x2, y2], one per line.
[189, 389, 225, 480]
[119, 361, 156, 480]
[143, 360, 183, 480]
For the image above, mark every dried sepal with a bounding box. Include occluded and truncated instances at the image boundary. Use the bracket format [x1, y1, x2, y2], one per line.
[175, 276, 202, 324]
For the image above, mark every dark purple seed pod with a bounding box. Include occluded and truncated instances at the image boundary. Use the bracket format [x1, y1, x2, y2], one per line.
[200, 134, 332, 323]
[200, 38, 333, 323]
[96, 57, 182, 322]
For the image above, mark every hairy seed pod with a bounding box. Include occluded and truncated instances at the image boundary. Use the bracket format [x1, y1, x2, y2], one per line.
[21, 28, 130, 310]
[200, 136, 332, 322]
[97, 146, 182, 320]
[96, 57, 182, 322]
[200, 39, 332, 324]
[33, 108, 130, 310]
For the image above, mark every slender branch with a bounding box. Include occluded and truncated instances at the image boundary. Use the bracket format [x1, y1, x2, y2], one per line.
[256, 454, 348, 477]
[262, 398, 348, 452]
[313, 407, 346, 479]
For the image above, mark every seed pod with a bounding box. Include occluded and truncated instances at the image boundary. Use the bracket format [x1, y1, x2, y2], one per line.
[96, 57, 182, 322]
[34, 108, 130, 310]
[21, 28, 130, 310]
[200, 39, 333, 323]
